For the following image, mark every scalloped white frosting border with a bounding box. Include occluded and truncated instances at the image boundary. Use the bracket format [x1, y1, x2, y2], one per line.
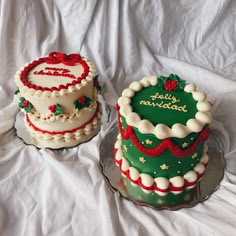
[118, 76, 212, 139]
[15, 58, 96, 98]
[114, 137, 209, 195]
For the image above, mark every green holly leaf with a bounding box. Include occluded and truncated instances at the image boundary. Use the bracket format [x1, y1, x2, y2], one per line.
[24, 103, 33, 113]
[15, 89, 20, 95]
[157, 76, 168, 88]
[93, 75, 99, 81]
[54, 104, 63, 116]
[19, 97, 25, 108]
[169, 74, 180, 81]
[178, 80, 187, 90]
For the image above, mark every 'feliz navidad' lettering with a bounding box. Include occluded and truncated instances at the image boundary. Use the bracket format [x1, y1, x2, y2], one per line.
[140, 92, 188, 112]
[33, 67, 76, 79]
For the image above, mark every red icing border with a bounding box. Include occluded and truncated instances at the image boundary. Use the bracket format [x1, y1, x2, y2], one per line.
[117, 106, 209, 158]
[26, 102, 100, 136]
[20, 53, 89, 92]
[114, 148, 207, 193]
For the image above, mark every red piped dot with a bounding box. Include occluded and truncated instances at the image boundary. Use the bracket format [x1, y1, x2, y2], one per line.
[77, 77, 82, 83]
[115, 103, 120, 110]
[58, 84, 65, 90]
[50, 87, 57, 91]
[23, 100, 29, 107]
[35, 86, 42, 90]
[65, 83, 71, 88]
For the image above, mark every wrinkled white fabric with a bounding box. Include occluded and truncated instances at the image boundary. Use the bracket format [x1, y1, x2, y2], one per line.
[0, 0, 236, 235]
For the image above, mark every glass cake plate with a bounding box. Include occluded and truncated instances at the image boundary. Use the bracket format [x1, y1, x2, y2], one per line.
[14, 96, 110, 149]
[99, 125, 225, 210]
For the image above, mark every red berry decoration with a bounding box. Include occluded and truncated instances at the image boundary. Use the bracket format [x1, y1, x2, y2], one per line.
[23, 100, 29, 107]
[48, 105, 56, 113]
[164, 80, 177, 91]
[78, 96, 86, 105]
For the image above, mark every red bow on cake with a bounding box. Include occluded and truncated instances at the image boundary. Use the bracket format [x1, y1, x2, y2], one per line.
[46, 52, 81, 66]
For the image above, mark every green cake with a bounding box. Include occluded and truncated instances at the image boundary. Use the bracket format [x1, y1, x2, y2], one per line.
[114, 74, 212, 207]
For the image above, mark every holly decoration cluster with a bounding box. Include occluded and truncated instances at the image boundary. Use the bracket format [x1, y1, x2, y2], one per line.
[74, 96, 91, 110]
[93, 75, 101, 92]
[157, 74, 186, 91]
[19, 97, 33, 113]
[48, 104, 63, 116]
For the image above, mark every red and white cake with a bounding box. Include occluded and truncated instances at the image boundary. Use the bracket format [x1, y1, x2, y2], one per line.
[15, 52, 102, 148]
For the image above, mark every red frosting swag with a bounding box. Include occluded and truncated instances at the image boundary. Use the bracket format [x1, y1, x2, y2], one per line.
[116, 104, 210, 158]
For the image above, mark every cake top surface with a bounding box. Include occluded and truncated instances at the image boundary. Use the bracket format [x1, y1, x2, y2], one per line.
[15, 52, 96, 97]
[28, 61, 84, 88]
[118, 75, 212, 139]
[131, 74, 198, 127]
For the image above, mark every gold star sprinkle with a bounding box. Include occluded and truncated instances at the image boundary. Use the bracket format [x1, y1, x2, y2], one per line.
[138, 196, 143, 201]
[182, 142, 189, 148]
[157, 199, 165, 204]
[145, 139, 153, 145]
[123, 145, 128, 152]
[139, 157, 146, 163]
[192, 153, 198, 159]
[160, 164, 169, 170]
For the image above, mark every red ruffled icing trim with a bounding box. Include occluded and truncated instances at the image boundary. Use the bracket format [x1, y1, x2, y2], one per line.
[20, 53, 89, 92]
[114, 148, 207, 193]
[116, 105, 209, 157]
[26, 102, 100, 135]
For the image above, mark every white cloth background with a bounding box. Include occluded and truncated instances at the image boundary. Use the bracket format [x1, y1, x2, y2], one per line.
[0, 0, 236, 235]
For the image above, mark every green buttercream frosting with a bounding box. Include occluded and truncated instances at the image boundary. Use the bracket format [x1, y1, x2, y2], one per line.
[131, 75, 198, 127]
